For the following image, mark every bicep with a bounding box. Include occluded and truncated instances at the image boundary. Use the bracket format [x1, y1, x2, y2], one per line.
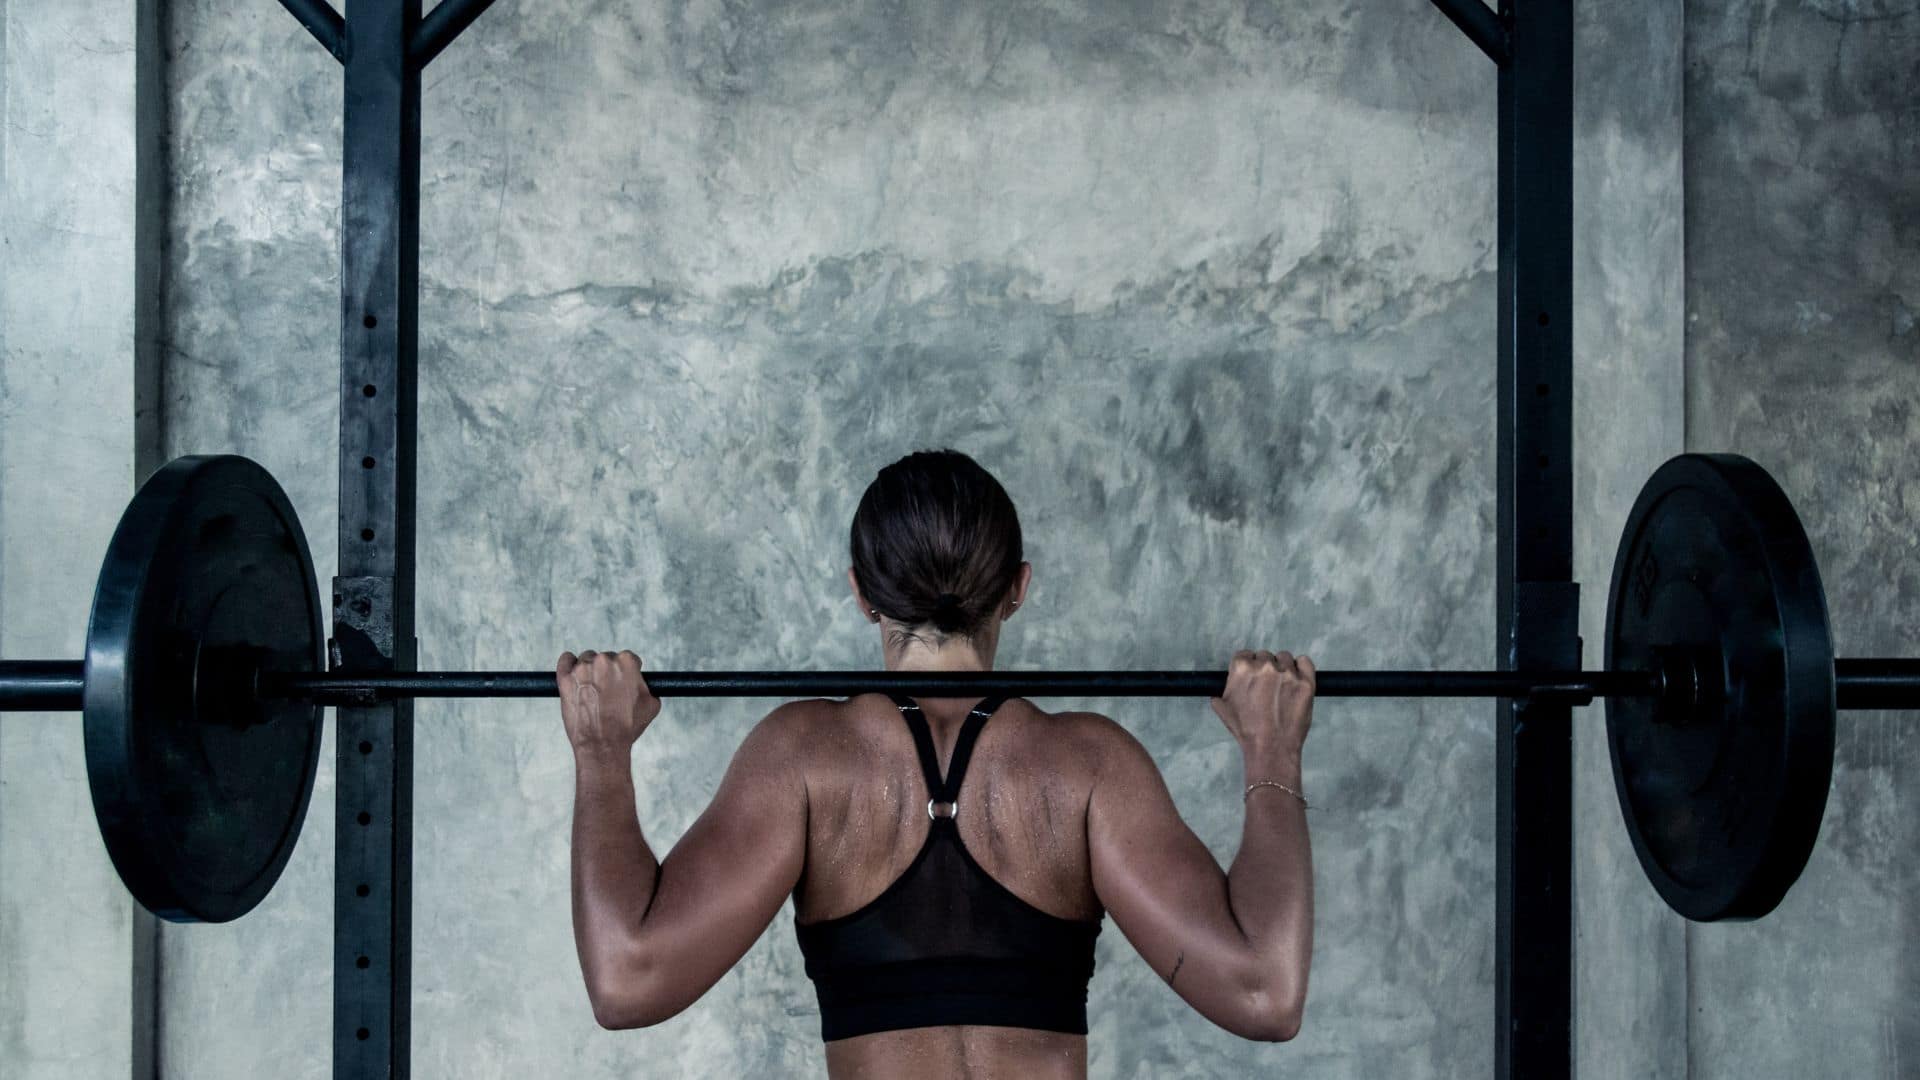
[1087, 724, 1260, 1023]
[629, 711, 809, 1015]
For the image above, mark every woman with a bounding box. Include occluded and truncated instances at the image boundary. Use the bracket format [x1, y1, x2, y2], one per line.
[560, 450, 1314, 1078]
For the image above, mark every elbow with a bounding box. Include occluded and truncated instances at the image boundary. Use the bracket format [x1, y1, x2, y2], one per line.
[1238, 996, 1304, 1043]
[591, 1004, 670, 1032]
[1229, 961, 1307, 1043]
[585, 954, 677, 1031]
[588, 984, 676, 1031]
[590, 997, 643, 1032]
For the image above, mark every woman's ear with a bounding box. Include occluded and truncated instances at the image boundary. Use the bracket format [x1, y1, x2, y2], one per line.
[1005, 562, 1033, 618]
[848, 568, 880, 623]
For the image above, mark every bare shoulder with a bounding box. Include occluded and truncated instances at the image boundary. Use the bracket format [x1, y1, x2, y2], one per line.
[1026, 706, 1129, 743]
[758, 697, 839, 731]
[745, 695, 904, 765]
[730, 698, 842, 770]
[1016, 705, 1153, 781]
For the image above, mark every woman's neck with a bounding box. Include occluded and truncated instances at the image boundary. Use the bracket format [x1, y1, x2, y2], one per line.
[883, 629, 998, 672]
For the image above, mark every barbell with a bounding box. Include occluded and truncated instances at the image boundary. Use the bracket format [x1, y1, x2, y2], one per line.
[0, 453, 1914, 926]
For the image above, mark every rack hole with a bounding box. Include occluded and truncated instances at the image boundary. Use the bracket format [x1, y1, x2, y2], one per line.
[361, 528, 376, 542]
[356, 811, 371, 826]
[357, 955, 371, 970]
[362, 384, 377, 398]
[1535, 383, 1550, 397]
[356, 1028, 370, 1042]
[356, 884, 370, 897]
[1537, 312, 1551, 326]
[1537, 454, 1550, 468]
[361, 456, 376, 469]
[363, 314, 378, 329]
[358, 740, 373, 755]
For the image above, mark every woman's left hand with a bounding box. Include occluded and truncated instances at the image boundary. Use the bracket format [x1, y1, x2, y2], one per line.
[557, 650, 661, 756]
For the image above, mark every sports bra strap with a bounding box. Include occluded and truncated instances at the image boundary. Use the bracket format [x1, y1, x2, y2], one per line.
[889, 694, 947, 798]
[887, 694, 1009, 803]
[942, 696, 1005, 799]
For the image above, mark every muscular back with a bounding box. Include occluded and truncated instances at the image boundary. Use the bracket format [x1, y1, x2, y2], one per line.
[790, 694, 1109, 1078]
[566, 660, 1310, 1076]
[795, 694, 1104, 926]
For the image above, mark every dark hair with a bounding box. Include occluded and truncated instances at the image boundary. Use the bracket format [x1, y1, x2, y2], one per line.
[850, 450, 1023, 639]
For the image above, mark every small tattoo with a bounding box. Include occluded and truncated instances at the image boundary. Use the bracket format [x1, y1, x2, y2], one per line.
[1168, 953, 1185, 985]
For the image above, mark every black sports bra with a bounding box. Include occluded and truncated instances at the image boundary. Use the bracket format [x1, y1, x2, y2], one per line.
[793, 694, 1103, 1042]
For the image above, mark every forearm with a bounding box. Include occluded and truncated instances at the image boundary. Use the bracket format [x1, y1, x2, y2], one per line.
[571, 749, 660, 1009]
[1225, 742, 1314, 1004]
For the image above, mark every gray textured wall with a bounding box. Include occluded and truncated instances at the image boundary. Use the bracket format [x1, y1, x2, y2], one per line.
[1682, 0, 1920, 1076]
[163, 2, 1514, 1076]
[0, 0, 1712, 1076]
[14, 0, 1914, 1074]
[0, 1, 154, 1077]
[1571, 0, 1688, 1073]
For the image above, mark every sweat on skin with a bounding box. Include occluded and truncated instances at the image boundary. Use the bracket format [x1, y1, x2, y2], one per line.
[557, 452, 1315, 1078]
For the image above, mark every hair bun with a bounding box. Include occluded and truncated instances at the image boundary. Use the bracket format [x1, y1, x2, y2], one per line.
[929, 591, 967, 631]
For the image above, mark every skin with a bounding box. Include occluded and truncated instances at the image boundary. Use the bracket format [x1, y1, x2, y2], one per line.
[560, 561, 1315, 1078]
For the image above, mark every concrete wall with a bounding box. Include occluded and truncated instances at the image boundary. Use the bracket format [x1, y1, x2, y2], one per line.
[59, 0, 1920, 1076]
[149, 2, 1683, 1077]
[1680, 0, 1920, 1075]
[164, 1, 1505, 1076]
[0, 1, 158, 1077]
[1571, 0, 1689, 1073]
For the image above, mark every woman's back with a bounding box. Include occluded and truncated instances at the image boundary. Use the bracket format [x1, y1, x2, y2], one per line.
[791, 693, 1109, 1079]
[560, 451, 1311, 1074]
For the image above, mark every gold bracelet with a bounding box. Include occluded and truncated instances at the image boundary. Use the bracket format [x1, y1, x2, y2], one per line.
[1244, 779, 1309, 809]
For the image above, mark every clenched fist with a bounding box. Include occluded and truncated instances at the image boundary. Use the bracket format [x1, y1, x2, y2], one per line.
[556, 650, 661, 756]
[1211, 650, 1316, 758]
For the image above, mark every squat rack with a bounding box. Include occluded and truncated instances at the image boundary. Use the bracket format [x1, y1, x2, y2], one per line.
[273, 1, 1573, 1076]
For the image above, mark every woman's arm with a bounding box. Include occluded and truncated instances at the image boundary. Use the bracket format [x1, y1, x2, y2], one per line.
[561, 651, 809, 1029]
[1087, 650, 1315, 1042]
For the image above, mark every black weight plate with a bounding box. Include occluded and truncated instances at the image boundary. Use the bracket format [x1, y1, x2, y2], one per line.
[84, 456, 324, 923]
[1605, 453, 1835, 922]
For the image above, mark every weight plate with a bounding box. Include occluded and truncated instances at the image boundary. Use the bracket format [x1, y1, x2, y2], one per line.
[84, 456, 324, 923]
[1605, 453, 1835, 922]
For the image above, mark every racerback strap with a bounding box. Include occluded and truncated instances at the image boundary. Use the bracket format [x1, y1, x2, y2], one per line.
[888, 694, 1009, 805]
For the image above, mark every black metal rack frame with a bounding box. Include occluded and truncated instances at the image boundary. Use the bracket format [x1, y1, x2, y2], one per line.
[270, 1, 1573, 1075]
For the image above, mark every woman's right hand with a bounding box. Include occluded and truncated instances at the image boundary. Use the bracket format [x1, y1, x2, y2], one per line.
[557, 649, 661, 758]
[1210, 649, 1316, 758]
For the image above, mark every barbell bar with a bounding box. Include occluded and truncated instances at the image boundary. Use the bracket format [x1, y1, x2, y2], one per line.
[7, 659, 1920, 710]
[0, 661, 1659, 707]
[0, 451, 1909, 927]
